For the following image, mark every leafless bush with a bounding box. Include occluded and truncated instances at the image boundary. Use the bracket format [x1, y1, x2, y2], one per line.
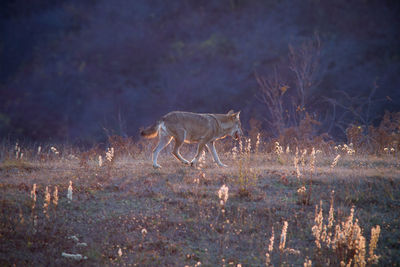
[256, 68, 288, 137]
[257, 33, 323, 138]
[288, 33, 322, 112]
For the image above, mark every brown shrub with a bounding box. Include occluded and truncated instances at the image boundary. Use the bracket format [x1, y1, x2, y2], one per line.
[346, 111, 400, 154]
[107, 135, 135, 159]
[272, 113, 331, 152]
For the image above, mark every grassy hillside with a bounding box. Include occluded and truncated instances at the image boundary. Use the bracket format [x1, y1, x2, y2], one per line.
[1, 139, 399, 266]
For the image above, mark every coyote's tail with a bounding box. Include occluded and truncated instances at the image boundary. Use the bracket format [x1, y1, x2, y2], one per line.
[140, 121, 161, 138]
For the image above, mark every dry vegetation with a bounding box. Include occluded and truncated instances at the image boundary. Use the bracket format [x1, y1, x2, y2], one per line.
[0, 134, 399, 266]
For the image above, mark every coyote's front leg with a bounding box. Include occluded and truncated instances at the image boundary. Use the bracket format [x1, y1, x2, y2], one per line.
[207, 141, 227, 167]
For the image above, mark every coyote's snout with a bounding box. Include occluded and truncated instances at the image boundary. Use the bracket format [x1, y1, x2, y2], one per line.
[141, 110, 243, 168]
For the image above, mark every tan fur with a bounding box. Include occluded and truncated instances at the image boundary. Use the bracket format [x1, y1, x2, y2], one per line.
[141, 110, 243, 168]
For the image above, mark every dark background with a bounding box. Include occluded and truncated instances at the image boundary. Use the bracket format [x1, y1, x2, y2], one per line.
[1, 0, 399, 144]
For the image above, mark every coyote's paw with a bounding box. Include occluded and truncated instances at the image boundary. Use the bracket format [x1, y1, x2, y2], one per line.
[190, 161, 197, 167]
[218, 163, 228, 167]
[153, 164, 162, 169]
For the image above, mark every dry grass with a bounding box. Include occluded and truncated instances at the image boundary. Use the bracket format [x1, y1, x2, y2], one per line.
[0, 141, 399, 266]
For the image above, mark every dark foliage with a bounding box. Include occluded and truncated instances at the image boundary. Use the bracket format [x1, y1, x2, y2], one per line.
[1, 0, 399, 143]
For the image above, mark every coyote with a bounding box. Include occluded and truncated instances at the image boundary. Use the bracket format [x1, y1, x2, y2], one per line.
[140, 110, 243, 168]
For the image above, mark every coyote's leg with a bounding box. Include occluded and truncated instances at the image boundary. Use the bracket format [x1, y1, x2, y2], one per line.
[206, 141, 227, 167]
[152, 132, 172, 168]
[191, 141, 207, 167]
[172, 131, 190, 165]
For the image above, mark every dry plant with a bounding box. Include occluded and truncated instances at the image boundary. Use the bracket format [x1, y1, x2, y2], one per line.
[279, 221, 288, 252]
[105, 147, 115, 164]
[79, 145, 102, 169]
[303, 258, 312, 267]
[310, 147, 316, 174]
[255, 133, 261, 154]
[265, 221, 300, 266]
[235, 138, 259, 198]
[50, 146, 60, 156]
[53, 186, 58, 210]
[217, 184, 229, 266]
[98, 155, 103, 167]
[296, 186, 309, 205]
[67, 181, 73, 202]
[294, 146, 312, 205]
[30, 183, 38, 231]
[15, 142, 22, 160]
[265, 226, 274, 266]
[248, 118, 263, 153]
[43, 186, 51, 219]
[218, 184, 229, 211]
[274, 141, 284, 164]
[331, 154, 341, 169]
[311, 192, 381, 266]
[300, 149, 308, 175]
[107, 135, 135, 159]
[294, 147, 301, 180]
[368, 225, 381, 264]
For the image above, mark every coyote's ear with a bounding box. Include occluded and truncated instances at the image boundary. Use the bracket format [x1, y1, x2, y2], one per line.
[229, 111, 240, 120]
[235, 111, 241, 120]
[227, 110, 234, 115]
[231, 111, 240, 120]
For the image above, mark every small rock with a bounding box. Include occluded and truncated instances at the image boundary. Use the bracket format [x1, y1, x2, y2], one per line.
[61, 252, 87, 260]
[68, 235, 79, 242]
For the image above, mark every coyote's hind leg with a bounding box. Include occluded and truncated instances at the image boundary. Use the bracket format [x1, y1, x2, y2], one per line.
[152, 132, 172, 168]
[172, 130, 190, 165]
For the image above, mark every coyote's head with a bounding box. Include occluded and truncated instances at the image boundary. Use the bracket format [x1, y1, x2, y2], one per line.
[227, 110, 243, 140]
